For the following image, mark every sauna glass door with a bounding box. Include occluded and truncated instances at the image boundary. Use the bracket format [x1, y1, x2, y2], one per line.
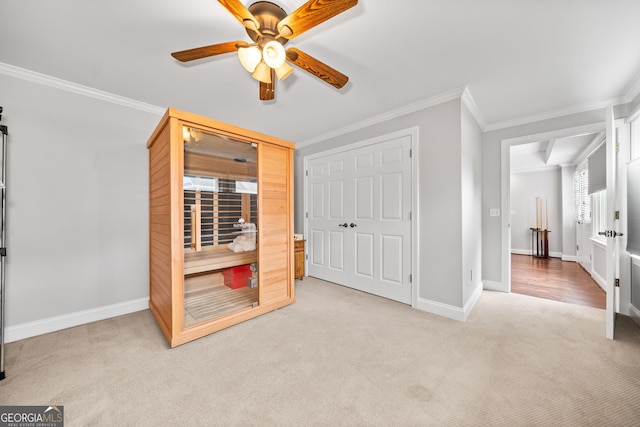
[182, 126, 258, 327]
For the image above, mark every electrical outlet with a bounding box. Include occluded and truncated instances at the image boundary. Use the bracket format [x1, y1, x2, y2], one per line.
[490, 208, 500, 217]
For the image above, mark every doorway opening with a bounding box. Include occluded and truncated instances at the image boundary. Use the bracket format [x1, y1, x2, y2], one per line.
[502, 122, 608, 309]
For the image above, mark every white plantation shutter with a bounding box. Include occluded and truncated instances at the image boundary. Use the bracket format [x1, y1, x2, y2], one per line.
[573, 169, 591, 223]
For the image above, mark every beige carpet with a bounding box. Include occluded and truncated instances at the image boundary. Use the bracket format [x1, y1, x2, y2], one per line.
[2, 277, 640, 426]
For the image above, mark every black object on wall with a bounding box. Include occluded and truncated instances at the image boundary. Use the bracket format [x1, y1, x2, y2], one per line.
[0, 106, 6, 380]
[627, 158, 640, 256]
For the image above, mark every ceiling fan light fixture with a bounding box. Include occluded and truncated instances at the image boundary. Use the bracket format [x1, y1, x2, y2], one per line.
[262, 40, 286, 69]
[275, 62, 293, 80]
[252, 61, 272, 83]
[238, 46, 262, 72]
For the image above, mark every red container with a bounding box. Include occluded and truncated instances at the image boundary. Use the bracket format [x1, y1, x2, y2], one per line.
[223, 265, 252, 289]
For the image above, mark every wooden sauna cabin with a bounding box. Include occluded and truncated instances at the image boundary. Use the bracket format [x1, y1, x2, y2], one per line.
[147, 108, 295, 347]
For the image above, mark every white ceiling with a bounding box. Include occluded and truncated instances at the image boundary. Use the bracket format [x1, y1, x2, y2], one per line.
[510, 132, 601, 173]
[2, 0, 640, 146]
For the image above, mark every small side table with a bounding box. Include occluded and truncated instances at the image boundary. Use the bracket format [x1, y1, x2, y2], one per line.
[294, 239, 305, 280]
[529, 228, 550, 258]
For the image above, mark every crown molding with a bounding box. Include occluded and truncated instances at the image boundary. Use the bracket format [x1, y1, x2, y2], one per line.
[511, 164, 560, 174]
[484, 96, 625, 132]
[461, 86, 486, 129]
[0, 62, 165, 116]
[624, 72, 640, 104]
[558, 163, 577, 169]
[297, 86, 467, 148]
[484, 69, 640, 132]
[627, 73, 640, 122]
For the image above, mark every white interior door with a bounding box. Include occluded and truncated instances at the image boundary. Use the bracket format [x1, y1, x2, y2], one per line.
[307, 154, 350, 285]
[306, 134, 412, 304]
[605, 106, 620, 339]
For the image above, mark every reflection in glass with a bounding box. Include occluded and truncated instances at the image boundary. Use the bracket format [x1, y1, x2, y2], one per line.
[182, 126, 258, 327]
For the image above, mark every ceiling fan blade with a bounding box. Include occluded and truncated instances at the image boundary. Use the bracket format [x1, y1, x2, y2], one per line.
[218, 0, 261, 31]
[286, 48, 348, 89]
[259, 69, 276, 100]
[277, 0, 358, 39]
[171, 41, 245, 62]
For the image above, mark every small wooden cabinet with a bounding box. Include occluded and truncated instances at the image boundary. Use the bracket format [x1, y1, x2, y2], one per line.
[147, 108, 295, 347]
[294, 240, 305, 280]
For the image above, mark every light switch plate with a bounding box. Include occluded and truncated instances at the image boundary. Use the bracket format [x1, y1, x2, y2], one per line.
[490, 208, 501, 217]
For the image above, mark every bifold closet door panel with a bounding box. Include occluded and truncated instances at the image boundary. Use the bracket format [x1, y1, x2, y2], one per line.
[258, 143, 294, 304]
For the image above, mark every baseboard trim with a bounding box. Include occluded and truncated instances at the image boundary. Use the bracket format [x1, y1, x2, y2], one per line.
[414, 298, 464, 321]
[415, 285, 482, 322]
[5, 298, 149, 343]
[511, 249, 562, 258]
[562, 255, 577, 262]
[463, 284, 483, 320]
[591, 270, 607, 291]
[483, 280, 506, 292]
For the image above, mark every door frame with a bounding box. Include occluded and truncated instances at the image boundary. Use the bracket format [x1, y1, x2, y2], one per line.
[605, 106, 617, 338]
[303, 127, 420, 307]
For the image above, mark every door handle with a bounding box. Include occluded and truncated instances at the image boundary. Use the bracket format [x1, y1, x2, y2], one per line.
[350, 223, 357, 228]
[599, 230, 624, 237]
[338, 223, 348, 228]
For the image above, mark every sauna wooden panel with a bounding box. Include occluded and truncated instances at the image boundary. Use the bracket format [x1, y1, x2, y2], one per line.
[148, 120, 174, 336]
[184, 247, 257, 275]
[258, 143, 293, 304]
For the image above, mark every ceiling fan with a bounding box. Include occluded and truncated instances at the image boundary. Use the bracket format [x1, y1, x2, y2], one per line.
[171, 0, 358, 100]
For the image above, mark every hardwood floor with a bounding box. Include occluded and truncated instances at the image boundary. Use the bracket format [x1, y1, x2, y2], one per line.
[511, 254, 606, 309]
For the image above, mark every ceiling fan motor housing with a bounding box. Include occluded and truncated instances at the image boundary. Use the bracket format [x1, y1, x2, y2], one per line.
[247, 1, 289, 45]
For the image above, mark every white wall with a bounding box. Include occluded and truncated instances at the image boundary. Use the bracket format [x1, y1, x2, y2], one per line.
[461, 101, 483, 307]
[1, 73, 162, 340]
[510, 169, 562, 257]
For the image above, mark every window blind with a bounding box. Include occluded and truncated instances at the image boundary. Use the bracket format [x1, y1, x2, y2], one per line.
[588, 143, 606, 194]
[627, 158, 640, 255]
[573, 169, 591, 223]
[184, 176, 258, 250]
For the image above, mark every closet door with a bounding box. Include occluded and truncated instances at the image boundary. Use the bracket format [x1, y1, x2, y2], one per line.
[307, 134, 412, 304]
[307, 152, 352, 285]
[258, 142, 294, 304]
